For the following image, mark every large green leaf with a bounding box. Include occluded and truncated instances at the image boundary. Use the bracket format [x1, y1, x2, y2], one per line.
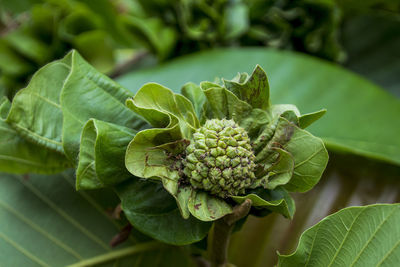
[116, 178, 211, 245]
[0, 171, 192, 266]
[0, 98, 70, 174]
[60, 50, 146, 163]
[342, 13, 400, 97]
[6, 53, 72, 153]
[117, 48, 400, 165]
[278, 204, 400, 267]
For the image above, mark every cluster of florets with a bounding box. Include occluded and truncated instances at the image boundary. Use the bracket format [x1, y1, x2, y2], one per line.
[183, 119, 256, 198]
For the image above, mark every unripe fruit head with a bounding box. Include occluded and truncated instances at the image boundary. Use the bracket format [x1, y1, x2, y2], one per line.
[183, 119, 256, 198]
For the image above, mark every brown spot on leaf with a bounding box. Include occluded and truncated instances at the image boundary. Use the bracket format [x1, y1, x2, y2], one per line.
[194, 203, 202, 210]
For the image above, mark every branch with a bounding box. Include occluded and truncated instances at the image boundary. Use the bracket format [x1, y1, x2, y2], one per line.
[209, 199, 252, 267]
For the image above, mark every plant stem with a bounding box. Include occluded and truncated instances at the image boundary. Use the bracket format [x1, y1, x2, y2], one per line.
[209, 199, 252, 267]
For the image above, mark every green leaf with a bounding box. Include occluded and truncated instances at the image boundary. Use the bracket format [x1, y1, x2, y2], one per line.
[265, 148, 295, 190]
[187, 190, 233, 222]
[181, 82, 207, 120]
[0, 171, 192, 266]
[76, 119, 136, 190]
[126, 83, 199, 138]
[116, 178, 211, 245]
[6, 53, 72, 153]
[117, 48, 400, 165]
[125, 126, 183, 180]
[278, 204, 400, 267]
[61, 50, 146, 164]
[201, 85, 254, 125]
[298, 109, 327, 129]
[125, 124, 191, 218]
[232, 187, 295, 219]
[281, 118, 329, 193]
[254, 116, 328, 193]
[223, 65, 270, 110]
[0, 98, 69, 174]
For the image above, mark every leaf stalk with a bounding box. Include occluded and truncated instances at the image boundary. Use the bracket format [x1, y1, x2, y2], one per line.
[209, 199, 252, 267]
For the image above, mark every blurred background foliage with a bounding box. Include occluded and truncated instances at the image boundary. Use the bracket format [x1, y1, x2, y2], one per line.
[1, 0, 399, 98]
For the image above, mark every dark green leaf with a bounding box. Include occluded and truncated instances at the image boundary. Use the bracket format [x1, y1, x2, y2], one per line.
[0, 170, 192, 266]
[116, 178, 211, 245]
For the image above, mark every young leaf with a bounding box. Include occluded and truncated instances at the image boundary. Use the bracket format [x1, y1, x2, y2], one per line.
[125, 125, 191, 218]
[187, 191, 233, 222]
[125, 125, 183, 180]
[76, 119, 137, 190]
[232, 187, 295, 219]
[201, 85, 254, 125]
[278, 204, 400, 267]
[126, 83, 199, 138]
[299, 109, 327, 129]
[116, 179, 211, 245]
[181, 82, 208, 120]
[223, 65, 270, 110]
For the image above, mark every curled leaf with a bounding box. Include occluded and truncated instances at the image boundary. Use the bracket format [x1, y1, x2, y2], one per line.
[76, 119, 136, 190]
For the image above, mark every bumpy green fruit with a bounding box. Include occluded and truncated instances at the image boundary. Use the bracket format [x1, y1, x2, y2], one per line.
[183, 119, 256, 198]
